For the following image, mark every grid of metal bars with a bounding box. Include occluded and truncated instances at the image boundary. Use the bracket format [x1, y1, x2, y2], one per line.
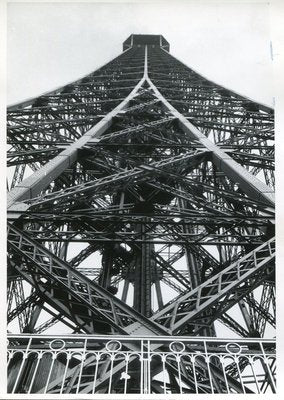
[7, 35, 275, 394]
[8, 335, 276, 394]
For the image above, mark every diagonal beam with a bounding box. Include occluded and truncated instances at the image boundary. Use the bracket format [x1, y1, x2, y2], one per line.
[145, 74, 274, 206]
[8, 224, 267, 392]
[154, 252, 192, 290]
[218, 312, 250, 337]
[7, 223, 166, 336]
[244, 294, 275, 329]
[7, 74, 147, 213]
[7, 42, 275, 395]
[30, 239, 274, 390]
[22, 150, 209, 208]
[7, 291, 40, 324]
[149, 237, 275, 333]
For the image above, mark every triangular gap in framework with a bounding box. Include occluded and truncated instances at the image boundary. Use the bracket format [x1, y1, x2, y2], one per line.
[8, 80, 275, 338]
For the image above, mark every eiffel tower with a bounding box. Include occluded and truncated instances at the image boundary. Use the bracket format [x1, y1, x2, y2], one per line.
[7, 34, 275, 394]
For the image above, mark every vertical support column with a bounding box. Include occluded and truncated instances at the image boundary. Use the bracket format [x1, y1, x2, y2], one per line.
[177, 197, 200, 289]
[99, 245, 114, 289]
[133, 217, 152, 317]
[177, 197, 215, 336]
[140, 339, 151, 394]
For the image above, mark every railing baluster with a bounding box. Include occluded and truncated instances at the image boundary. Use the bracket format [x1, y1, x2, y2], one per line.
[11, 337, 32, 394]
[7, 334, 276, 394]
[27, 352, 42, 394]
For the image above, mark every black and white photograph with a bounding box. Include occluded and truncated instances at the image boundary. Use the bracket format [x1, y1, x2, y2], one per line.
[3, 0, 283, 397]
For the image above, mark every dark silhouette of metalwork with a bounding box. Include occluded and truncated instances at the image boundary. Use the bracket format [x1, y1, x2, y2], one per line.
[7, 34, 275, 394]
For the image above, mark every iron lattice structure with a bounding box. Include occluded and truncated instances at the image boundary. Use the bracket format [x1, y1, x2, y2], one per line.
[7, 34, 275, 394]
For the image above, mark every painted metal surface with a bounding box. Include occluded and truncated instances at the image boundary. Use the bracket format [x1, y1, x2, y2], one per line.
[8, 335, 276, 394]
[7, 37, 275, 394]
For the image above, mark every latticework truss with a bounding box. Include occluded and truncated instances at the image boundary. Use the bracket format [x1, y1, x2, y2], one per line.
[7, 34, 275, 394]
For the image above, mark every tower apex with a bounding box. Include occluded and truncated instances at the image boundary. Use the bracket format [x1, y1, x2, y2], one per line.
[123, 34, 169, 51]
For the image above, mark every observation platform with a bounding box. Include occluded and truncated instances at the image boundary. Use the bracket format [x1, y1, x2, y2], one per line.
[123, 34, 170, 51]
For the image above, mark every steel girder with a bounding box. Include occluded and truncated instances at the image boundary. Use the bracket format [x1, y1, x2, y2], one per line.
[7, 224, 274, 393]
[7, 222, 274, 333]
[7, 38, 275, 394]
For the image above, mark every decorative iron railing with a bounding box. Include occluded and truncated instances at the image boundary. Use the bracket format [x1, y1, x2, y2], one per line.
[8, 334, 276, 394]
